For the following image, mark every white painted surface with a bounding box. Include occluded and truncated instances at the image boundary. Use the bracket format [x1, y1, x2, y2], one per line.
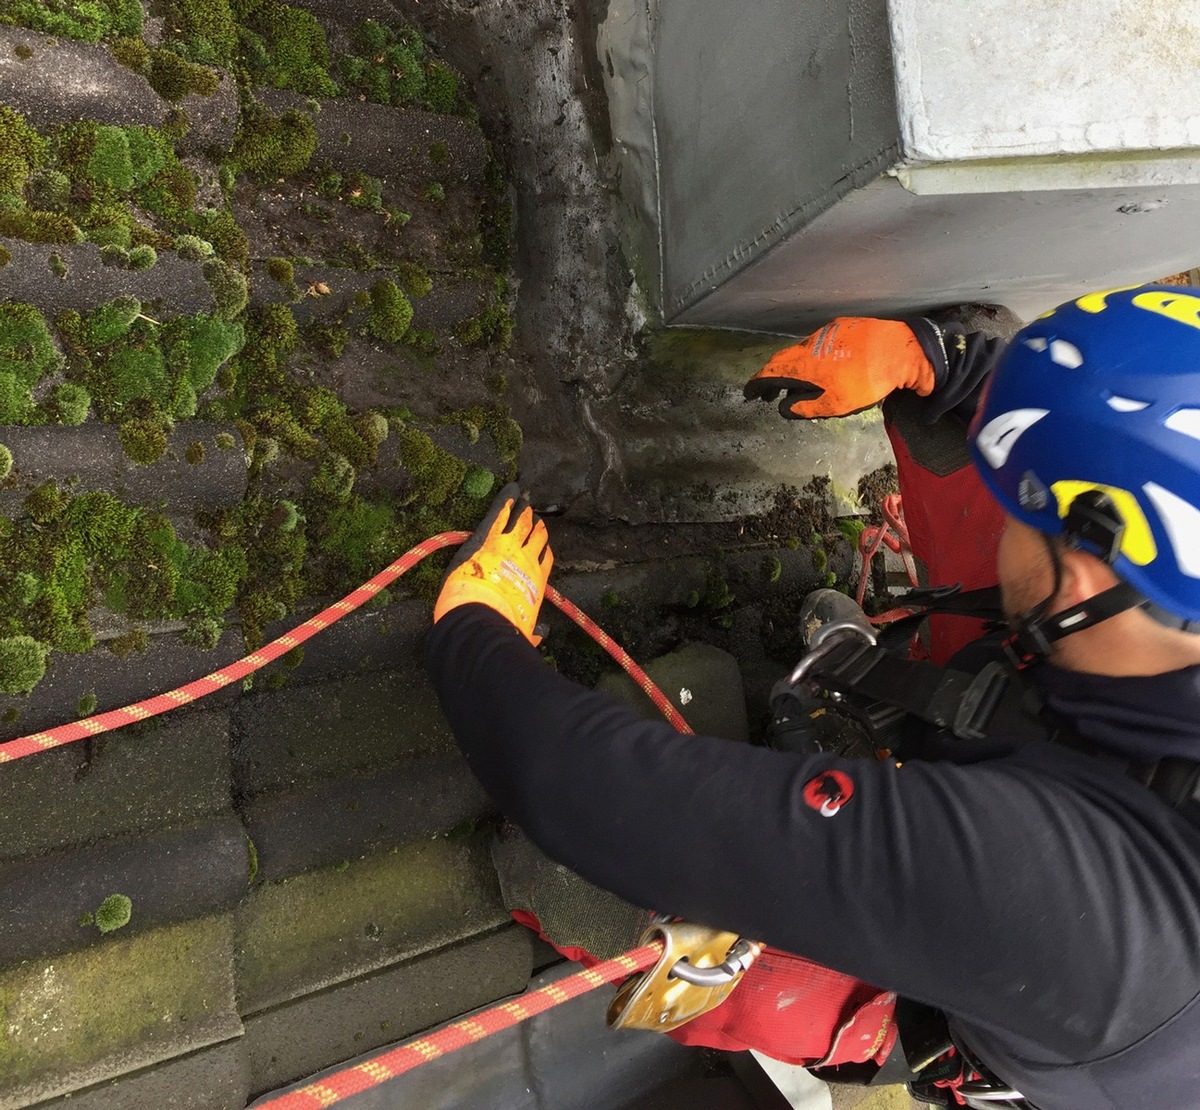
[888, 0, 1200, 162]
[751, 1050, 834, 1110]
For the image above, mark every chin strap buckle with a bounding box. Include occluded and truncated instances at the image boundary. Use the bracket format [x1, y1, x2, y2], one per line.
[607, 920, 762, 1033]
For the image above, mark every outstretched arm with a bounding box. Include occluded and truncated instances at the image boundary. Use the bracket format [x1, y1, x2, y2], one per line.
[425, 604, 1192, 1061]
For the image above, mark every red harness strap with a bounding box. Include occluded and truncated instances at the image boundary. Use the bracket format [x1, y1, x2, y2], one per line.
[665, 948, 898, 1068]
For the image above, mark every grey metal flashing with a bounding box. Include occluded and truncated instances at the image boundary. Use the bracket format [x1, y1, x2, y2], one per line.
[664, 141, 902, 322]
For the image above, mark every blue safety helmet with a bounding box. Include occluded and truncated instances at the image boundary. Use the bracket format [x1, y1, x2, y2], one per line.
[969, 285, 1200, 623]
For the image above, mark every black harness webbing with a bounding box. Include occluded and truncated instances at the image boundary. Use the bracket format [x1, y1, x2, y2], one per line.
[806, 636, 1200, 822]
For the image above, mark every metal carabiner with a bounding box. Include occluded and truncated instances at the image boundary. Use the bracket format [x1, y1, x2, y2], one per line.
[669, 936, 760, 987]
[787, 620, 876, 686]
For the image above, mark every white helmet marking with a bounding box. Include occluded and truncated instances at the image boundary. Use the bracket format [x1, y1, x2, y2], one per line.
[1050, 340, 1084, 369]
[1144, 483, 1200, 579]
[1023, 338, 1049, 352]
[1108, 396, 1151, 413]
[1165, 409, 1200, 442]
[975, 409, 1051, 470]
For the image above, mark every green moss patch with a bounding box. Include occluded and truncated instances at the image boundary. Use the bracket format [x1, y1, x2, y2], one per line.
[232, 104, 318, 182]
[367, 279, 413, 343]
[1, 0, 142, 42]
[0, 302, 60, 423]
[0, 486, 254, 667]
[156, 0, 237, 66]
[336, 20, 461, 115]
[94, 893, 133, 933]
[0, 635, 49, 694]
[237, 0, 336, 96]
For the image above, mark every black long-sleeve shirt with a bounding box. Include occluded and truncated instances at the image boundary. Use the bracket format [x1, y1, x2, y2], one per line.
[426, 607, 1200, 1109]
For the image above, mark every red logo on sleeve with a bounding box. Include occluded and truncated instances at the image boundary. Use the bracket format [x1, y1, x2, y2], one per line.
[803, 770, 855, 818]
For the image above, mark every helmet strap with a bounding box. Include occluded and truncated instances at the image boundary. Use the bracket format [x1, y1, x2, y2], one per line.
[1006, 581, 1148, 666]
[1003, 532, 1148, 666]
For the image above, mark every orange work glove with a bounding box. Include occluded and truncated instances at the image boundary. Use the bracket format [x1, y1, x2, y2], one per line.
[433, 483, 553, 645]
[743, 317, 939, 419]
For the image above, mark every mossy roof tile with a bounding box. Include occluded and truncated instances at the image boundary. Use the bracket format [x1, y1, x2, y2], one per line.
[0, 421, 246, 519]
[242, 756, 491, 882]
[0, 814, 248, 968]
[235, 831, 507, 1013]
[0, 26, 166, 130]
[0, 914, 240, 1107]
[231, 669, 457, 799]
[0, 708, 232, 861]
[242, 925, 531, 1098]
[0, 630, 244, 745]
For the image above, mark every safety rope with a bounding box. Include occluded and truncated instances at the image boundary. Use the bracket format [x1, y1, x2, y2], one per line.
[253, 942, 665, 1109]
[855, 493, 920, 624]
[0, 531, 691, 764]
[0, 530, 697, 1107]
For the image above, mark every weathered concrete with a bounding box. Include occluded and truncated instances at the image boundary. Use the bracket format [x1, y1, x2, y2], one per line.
[0, 422, 247, 518]
[380, 0, 639, 511]
[0, 915, 240, 1110]
[0, 709, 232, 861]
[0, 815, 249, 967]
[597, 641, 749, 743]
[0, 26, 165, 129]
[231, 670, 457, 799]
[242, 926, 533, 1098]
[590, 329, 892, 522]
[242, 757, 492, 881]
[0, 239, 215, 320]
[235, 833, 508, 1013]
[32, 1038, 250, 1110]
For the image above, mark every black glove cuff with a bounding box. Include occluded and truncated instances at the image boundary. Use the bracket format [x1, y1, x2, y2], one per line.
[901, 319, 1005, 424]
[902, 316, 950, 391]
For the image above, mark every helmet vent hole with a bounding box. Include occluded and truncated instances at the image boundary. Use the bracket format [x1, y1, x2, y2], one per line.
[1165, 409, 1200, 442]
[1049, 340, 1084, 369]
[1107, 396, 1151, 413]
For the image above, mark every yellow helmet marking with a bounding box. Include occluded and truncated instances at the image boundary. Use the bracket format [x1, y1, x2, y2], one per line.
[1050, 481, 1157, 566]
[1132, 290, 1200, 332]
[1073, 285, 1144, 315]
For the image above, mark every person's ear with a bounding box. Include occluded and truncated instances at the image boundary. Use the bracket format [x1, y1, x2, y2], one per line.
[1055, 544, 1120, 611]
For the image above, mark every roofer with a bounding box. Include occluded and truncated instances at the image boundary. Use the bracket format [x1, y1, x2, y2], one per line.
[424, 286, 1200, 1109]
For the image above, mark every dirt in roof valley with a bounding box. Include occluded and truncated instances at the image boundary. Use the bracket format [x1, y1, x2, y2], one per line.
[0, 0, 878, 738]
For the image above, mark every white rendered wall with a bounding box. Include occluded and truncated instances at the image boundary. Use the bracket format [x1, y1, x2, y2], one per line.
[888, 1, 1200, 163]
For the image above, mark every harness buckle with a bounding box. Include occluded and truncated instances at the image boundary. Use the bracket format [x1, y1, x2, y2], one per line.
[606, 920, 763, 1033]
[952, 661, 1012, 741]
